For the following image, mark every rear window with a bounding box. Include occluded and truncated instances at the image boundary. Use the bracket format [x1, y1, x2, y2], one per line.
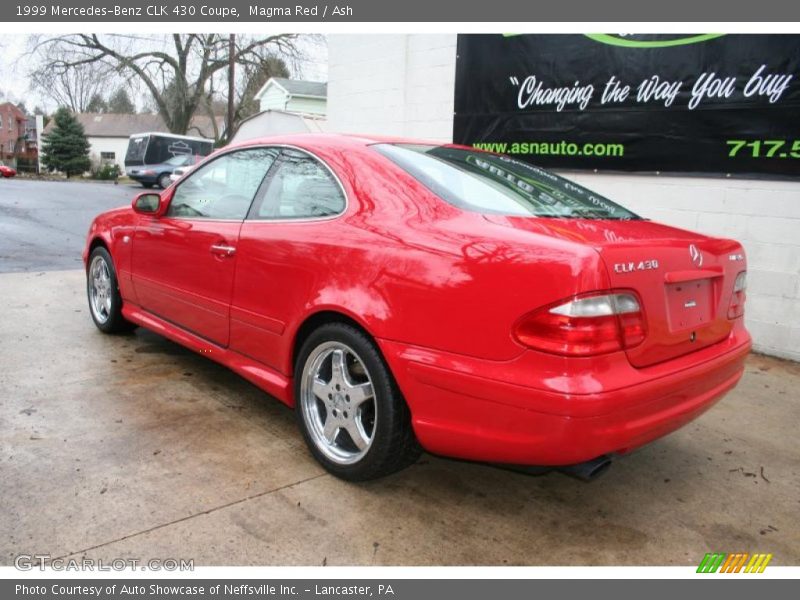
[373, 144, 639, 220]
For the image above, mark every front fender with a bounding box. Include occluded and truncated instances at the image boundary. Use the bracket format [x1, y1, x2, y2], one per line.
[83, 208, 137, 301]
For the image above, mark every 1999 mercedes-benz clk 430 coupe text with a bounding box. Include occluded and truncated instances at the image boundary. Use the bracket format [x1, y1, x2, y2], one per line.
[84, 134, 751, 481]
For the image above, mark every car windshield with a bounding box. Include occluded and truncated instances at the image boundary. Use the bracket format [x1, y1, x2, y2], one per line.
[125, 136, 148, 163]
[165, 155, 191, 166]
[373, 144, 639, 220]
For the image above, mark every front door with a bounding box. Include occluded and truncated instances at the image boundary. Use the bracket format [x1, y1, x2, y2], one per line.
[131, 147, 279, 346]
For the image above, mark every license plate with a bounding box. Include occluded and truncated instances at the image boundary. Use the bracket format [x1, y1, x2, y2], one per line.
[665, 279, 714, 331]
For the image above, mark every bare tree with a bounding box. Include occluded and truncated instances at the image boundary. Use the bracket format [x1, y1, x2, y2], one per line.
[198, 55, 290, 142]
[30, 61, 113, 112]
[236, 55, 291, 120]
[30, 34, 309, 136]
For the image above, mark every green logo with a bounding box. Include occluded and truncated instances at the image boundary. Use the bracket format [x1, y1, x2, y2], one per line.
[584, 34, 725, 48]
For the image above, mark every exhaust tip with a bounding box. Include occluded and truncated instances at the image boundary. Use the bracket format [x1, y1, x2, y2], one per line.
[557, 455, 612, 482]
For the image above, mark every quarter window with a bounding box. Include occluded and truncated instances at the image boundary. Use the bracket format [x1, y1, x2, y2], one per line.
[168, 148, 278, 220]
[251, 150, 345, 220]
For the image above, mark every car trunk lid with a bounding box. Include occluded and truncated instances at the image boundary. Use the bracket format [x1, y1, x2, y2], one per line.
[484, 215, 745, 367]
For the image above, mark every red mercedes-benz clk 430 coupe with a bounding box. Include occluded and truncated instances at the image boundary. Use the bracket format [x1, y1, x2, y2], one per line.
[84, 134, 751, 481]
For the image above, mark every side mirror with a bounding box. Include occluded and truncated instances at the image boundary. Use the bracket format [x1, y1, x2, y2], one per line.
[132, 192, 164, 216]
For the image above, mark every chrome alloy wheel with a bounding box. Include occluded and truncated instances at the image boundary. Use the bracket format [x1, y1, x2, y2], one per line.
[89, 255, 113, 324]
[300, 342, 377, 465]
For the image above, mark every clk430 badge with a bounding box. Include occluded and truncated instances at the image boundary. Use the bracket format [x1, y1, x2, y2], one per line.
[614, 259, 660, 273]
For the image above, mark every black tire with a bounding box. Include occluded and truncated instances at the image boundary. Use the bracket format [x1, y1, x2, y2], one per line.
[294, 323, 421, 481]
[86, 246, 136, 334]
[157, 173, 171, 189]
[141, 182, 154, 189]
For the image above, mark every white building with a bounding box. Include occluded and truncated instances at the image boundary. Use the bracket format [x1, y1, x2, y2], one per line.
[43, 113, 222, 170]
[327, 34, 800, 361]
[230, 77, 329, 144]
[231, 109, 327, 144]
[254, 77, 327, 115]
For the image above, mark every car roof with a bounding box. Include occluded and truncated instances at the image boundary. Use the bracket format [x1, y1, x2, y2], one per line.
[224, 132, 448, 152]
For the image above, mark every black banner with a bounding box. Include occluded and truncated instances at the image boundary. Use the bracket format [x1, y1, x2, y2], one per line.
[454, 34, 800, 178]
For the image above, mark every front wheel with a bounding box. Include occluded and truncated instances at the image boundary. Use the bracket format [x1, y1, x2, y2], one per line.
[295, 323, 421, 481]
[87, 247, 135, 334]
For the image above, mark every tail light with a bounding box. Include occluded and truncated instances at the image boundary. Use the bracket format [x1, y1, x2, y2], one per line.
[728, 271, 747, 319]
[513, 292, 646, 357]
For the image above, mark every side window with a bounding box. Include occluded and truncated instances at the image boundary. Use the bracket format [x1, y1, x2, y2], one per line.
[167, 148, 278, 220]
[252, 150, 345, 219]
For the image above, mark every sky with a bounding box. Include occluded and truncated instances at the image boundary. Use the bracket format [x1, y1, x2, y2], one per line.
[0, 36, 38, 107]
[0, 34, 328, 113]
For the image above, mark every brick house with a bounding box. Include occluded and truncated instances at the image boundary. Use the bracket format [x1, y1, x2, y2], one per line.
[0, 102, 28, 161]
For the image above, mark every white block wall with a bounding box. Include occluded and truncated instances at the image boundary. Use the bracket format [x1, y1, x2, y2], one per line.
[327, 34, 456, 140]
[327, 34, 800, 361]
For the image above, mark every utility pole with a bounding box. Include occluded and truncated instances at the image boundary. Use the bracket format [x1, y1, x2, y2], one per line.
[227, 34, 235, 143]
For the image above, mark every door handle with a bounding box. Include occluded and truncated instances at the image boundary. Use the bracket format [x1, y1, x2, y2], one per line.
[210, 243, 236, 257]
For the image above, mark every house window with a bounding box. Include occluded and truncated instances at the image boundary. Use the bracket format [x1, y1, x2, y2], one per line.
[100, 152, 115, 159]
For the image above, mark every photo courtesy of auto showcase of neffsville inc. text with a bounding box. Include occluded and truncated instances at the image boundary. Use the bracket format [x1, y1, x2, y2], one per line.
[0, 8, 799, 594]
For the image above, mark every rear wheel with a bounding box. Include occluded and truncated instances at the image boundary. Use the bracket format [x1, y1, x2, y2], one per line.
[87, 247, 135, 334]
[157, 173, 171, 189]
[295, 323, 421, 480]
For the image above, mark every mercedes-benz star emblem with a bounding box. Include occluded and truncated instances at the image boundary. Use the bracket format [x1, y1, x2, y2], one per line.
[689, 244, 703, 268]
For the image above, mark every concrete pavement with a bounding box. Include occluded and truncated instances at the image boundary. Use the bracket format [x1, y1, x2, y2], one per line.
[1, 268, 798, 566]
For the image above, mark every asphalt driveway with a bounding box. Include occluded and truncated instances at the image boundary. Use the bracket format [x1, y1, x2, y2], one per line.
[0, 178, 140, 272]
[1, 179, 798, 566]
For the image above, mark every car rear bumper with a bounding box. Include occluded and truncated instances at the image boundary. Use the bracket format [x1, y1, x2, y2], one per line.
[380, 327, 751, 466]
